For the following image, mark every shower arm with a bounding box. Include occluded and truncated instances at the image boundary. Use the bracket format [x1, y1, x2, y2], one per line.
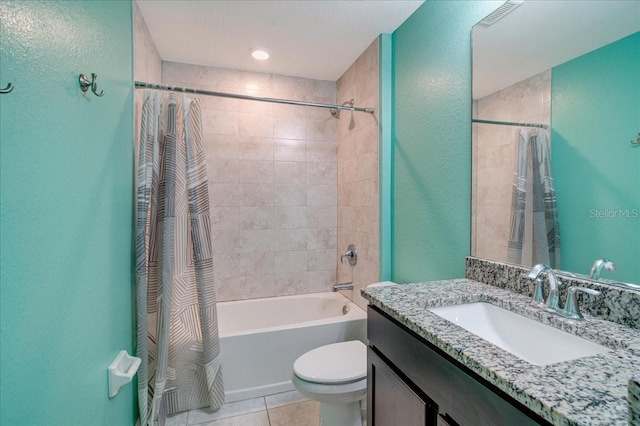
[330, 100, 355, 119]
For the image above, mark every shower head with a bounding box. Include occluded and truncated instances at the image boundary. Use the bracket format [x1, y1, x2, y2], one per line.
[330, 99, 355, 119]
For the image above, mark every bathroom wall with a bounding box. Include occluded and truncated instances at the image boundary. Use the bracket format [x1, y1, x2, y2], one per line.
[133, 2, 162, 135]
[162, 62, 338, 301]
[0, 1, 135, 425]
[336, 38, 380, 309]
[391, 1, 501, 283]
[133, 2, 161, 84]
[472, 71, 551, 264]
[552, 32, 640, 283]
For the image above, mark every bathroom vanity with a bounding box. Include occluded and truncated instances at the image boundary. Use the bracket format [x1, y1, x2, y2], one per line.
[362, 260, 640, 425]
[367, 305, 545, 425]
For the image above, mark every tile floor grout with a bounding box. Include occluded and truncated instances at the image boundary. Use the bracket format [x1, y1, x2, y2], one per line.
[166, 389, 318, 426]
[264, 398, 272, 426]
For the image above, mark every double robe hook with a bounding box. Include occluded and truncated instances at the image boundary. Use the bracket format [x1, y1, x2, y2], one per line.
[79, 73, 104, 97]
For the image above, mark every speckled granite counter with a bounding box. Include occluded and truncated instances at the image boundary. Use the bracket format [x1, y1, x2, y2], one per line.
[362, 279, 640, 425]
[465, 257, 640, 329]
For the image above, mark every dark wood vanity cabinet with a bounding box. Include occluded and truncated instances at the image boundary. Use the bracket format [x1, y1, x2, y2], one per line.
[368, 347, 438, 425]
[367, 306, 550, 426]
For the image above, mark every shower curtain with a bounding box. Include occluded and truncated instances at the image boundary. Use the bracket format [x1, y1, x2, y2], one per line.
[136, 91, 224, 425]
[507, 129, 561, 268]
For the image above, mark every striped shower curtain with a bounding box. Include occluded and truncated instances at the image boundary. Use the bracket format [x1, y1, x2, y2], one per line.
[507, 129, 561, 268]
[136, 91, 224, 425]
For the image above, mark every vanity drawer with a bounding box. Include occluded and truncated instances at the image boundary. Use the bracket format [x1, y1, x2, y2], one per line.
[367, 306, 549, 426]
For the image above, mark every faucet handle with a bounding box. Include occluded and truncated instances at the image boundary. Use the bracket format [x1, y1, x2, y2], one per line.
[340, 244, 357, 266]
[530, 276, 546, 308]
[560, 287, 601, 320]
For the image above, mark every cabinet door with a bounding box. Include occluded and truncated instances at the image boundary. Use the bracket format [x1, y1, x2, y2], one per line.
[368, 347, 436, 426]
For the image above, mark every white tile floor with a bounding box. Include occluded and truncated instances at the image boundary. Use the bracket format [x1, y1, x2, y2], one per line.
[165, 390, 320, 426]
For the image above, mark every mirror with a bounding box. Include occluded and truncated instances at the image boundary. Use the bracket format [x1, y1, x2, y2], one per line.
[471, 0, 640, 286]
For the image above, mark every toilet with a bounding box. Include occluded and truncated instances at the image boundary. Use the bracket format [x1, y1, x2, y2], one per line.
[292, 340, 367, 426]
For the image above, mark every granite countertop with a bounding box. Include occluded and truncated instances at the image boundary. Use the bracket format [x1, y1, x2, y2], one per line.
[362, 279, 640, 426]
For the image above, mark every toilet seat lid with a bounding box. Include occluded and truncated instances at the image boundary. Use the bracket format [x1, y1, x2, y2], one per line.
[293, 340, 367, 384]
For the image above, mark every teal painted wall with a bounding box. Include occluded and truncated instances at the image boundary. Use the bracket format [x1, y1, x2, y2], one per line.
[379, 33, 393, 281]
[390, 1, 501, 282]
[0, 2, 135, 425]
[552, 32, 640, 284]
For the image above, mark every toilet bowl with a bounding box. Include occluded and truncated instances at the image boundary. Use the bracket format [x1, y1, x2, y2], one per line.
[292, 340, 367, 426]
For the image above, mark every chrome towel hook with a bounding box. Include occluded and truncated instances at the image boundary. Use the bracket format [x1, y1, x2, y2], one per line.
[0, 82, 14, 94]
[79, 73, 104, 97]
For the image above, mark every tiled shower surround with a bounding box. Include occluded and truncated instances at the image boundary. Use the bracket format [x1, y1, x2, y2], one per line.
[135, 4, 380, 304]
[336, 39, 380, 310]
[472, 70, 550, 265]
[162, 62, 340, 301]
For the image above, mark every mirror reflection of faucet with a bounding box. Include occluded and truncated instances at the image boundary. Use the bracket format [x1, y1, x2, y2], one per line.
[589, 258, 616, 280]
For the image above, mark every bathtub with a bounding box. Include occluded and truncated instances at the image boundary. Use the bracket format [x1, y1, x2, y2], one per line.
[217, 291, 367, 403]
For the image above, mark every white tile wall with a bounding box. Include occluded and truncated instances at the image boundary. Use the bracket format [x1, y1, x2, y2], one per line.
[162, 62, 338, 301]
[133, 2, 162, 162]
[336, 38, 380, 310]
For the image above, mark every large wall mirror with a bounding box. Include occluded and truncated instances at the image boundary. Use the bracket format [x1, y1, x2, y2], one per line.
[471, 0, 640, 286]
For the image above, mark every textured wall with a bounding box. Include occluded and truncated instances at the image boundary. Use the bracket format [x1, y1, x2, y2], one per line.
[133, 1, 162, 149]
[552, 32, 640, 284]
[162, 62, 338, 301]
[336, 38, 380, 310]
[0, 2, 135, 425]
[133, 2, 162, 84]
[473, 71, 551, 264]
[391, 1, 500, 282]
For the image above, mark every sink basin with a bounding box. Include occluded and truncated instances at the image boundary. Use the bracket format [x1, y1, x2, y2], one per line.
[429, 302, 610, 366]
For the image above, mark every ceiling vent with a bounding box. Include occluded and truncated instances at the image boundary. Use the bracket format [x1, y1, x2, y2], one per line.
[478, 0, 524, 26]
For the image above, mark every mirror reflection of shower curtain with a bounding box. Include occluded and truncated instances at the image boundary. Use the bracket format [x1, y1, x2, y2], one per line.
[507, 129, 561, 268]
[136, 91, 224, 425]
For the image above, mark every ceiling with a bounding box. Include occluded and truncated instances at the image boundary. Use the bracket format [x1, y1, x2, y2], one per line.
[137, 0, 423, 82]
[473, 0, 640, 99]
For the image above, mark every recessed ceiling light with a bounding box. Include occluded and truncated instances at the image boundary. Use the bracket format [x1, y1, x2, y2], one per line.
[251, 48, 271, 61]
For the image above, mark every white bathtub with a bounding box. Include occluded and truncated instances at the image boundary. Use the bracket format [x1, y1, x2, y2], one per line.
[218, 292, 367, 403]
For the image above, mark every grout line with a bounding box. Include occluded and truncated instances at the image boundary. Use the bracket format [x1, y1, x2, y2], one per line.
[263, 397, 272, 426]
[190, 409, 269, 426]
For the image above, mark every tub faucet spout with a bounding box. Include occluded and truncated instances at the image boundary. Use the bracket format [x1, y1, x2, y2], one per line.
[333, 283, 354, 292]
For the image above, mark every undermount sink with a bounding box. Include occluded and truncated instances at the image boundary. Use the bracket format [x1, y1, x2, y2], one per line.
[428, 302, 611, 366]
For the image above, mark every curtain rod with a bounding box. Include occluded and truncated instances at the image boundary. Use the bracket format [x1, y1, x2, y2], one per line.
[472, 119, 549, 129]
[134, 81, 375, 114]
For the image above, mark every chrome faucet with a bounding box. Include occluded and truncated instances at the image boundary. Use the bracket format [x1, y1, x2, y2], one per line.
[333, 283, 354, 291]
[340, 244, 357, 266]
[589, 258, 616, 280]
[526, 264, 562, 312]
[556, 287, 601, 320]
